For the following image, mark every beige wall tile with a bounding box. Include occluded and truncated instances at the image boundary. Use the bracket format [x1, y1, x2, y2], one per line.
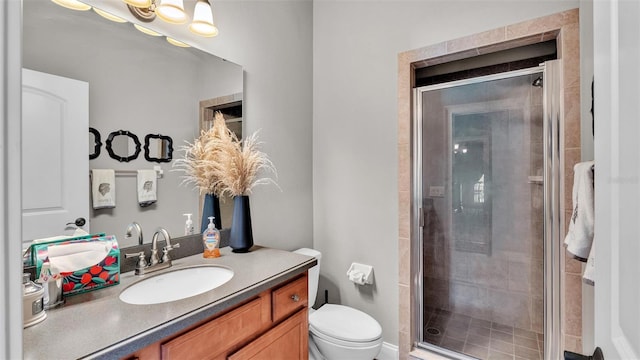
[565, 273, 583, 336]
[565, 249, 583, 274]
[564, 86, 581, 149]
[564, 335, 583, 353]
[447, 27, 506, 54]
[399, 143, 411, 192]
[404, 41, 447, 64]
[399, 237, 411, 286]
[506, 9, 578, 40]
[561, 22, 581, 88]
[400, 284, 411, 333]
[400, 330, 412, 359]
[478, 34, 542, 55]
[399, 190, 411, 238]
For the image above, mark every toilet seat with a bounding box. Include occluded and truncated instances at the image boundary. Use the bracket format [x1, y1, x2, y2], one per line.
[309, 304, 382, 345]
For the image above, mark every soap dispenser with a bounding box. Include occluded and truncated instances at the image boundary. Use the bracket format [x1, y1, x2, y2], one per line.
[183, 213, 194, 235]
[202, 216, 220, 258]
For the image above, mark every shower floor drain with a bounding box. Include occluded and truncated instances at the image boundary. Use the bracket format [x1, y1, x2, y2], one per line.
[425, 327, 441, 335]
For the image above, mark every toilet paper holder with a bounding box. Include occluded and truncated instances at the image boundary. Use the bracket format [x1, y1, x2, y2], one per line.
[346, 262, 373, 285]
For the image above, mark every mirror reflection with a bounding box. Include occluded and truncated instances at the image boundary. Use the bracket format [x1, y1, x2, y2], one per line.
[451, 114, 493, 255]
[23, 0, 243, 246]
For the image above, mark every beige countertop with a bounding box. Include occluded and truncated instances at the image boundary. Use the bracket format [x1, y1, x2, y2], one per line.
[23, 246, 316, 360]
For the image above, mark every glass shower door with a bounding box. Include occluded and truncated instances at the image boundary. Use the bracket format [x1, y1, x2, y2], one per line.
[415, 68, 546, 360]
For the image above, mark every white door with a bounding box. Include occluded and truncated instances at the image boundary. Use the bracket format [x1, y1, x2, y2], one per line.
[593, 1, 640, 359]
[21, 68, 89, 243]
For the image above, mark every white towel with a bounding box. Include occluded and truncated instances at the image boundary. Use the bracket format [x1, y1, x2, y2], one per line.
[583, 237, 595, 285]
[564, 161, 595, 260]
[91, 169, 116, 209]
[137, 169, 157, 207]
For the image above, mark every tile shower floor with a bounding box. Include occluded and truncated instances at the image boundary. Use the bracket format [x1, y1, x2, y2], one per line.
[424, 308, 544, 360]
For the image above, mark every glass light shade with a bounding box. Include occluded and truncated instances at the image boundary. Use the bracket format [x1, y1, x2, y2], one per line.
[189, 0, 218, 37]
[156, 0, 188, 24]
[123, 0, 152, 7]
[166, 37, 190, 48]
[134, 23, 162, 36]
[51, 0, 91, 11]
[93, 8, 127, 23]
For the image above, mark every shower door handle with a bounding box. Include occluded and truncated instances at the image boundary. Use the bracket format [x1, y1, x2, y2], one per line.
[564, 347, 604, 360]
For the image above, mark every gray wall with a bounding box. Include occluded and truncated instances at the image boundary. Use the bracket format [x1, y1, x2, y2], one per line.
[313, 0, 579, 346]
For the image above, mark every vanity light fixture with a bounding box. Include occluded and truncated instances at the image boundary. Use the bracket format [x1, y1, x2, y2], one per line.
[189, 0, 218, 37]
[93, 8, 128, 23]
[166, 37, 191, 47]
[125, 0, 219, 37]
[155, 0, 188, 24]
[51, 0, 91, 11]
[123, 0, 153, 7]
[134, 23, 162, 36]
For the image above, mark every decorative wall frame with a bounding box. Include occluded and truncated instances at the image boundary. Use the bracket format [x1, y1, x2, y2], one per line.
[89, 127, 102, 160]
[144, 133, 173, 163]
[105, 130, 141, 163]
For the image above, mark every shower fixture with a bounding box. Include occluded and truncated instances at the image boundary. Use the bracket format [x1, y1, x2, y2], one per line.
[532, 76, 543, 87]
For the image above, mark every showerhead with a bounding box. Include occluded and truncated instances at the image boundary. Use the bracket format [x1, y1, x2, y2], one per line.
[532, 76, 543, 87]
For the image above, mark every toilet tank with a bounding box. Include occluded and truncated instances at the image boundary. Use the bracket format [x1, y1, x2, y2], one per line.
[293, 248, 321, 308]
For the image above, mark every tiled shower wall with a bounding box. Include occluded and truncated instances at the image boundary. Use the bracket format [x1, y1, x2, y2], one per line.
[422, 88, 545, 335]
[398, 9, 582, 359]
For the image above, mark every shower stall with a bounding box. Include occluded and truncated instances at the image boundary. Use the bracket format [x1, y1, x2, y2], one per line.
[413, 61, 563, 360]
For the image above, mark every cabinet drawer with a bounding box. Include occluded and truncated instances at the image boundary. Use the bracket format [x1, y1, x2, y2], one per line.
[272, 274, 308, 323]
[161, 296, 267, 360]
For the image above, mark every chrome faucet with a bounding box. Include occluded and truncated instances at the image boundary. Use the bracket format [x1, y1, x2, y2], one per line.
[124, 222, 144, 245]
[124, 227, 180, 276]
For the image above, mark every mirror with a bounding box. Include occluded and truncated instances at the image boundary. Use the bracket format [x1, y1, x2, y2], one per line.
[144, 134, 173, 163]
[23, 0, 243, 246]
[89, 127, 101, 160]
[106, 130, 142, 163]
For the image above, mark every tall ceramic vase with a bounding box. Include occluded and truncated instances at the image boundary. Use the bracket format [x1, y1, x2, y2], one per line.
[230, 195, 253, 253]
[201, 193, 222, 233]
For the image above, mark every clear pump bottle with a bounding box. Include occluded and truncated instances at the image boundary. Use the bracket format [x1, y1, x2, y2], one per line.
[202, 216, 220, 258]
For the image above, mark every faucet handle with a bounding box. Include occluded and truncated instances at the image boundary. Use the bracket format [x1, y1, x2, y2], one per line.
[161, 242, 180, 263]
[124, 251, 148, 271]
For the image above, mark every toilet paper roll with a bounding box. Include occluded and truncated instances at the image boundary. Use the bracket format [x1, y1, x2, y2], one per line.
[348, 270, 366, 285]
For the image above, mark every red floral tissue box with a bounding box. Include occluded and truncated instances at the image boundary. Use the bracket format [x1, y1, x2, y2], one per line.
[32, 234, 120, 296]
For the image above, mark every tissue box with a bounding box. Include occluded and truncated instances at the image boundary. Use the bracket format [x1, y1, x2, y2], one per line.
[31, 233, 120, 296]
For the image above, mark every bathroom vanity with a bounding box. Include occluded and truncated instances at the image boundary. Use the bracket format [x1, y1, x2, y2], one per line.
[22, 247, 315, 359]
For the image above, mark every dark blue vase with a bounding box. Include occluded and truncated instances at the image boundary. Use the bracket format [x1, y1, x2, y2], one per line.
[230, 195, 253, 253]
[201, 193, 222, 233]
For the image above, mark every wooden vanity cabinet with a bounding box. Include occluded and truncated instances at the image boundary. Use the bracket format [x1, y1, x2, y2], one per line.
[124, 273, 308, 360]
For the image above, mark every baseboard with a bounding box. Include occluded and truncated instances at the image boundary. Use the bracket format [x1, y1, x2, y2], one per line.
[377, 342, 399, 360]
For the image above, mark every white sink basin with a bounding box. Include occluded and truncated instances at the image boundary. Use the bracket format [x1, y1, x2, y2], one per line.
[119, 266, 234, 305]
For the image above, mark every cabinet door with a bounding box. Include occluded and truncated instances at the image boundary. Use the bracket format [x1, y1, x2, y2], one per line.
[228, 309, 308, 360]
[162, 296, 269, 360]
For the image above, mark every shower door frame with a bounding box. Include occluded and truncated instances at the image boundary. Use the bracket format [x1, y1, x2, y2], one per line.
[412, 63, 563, 360]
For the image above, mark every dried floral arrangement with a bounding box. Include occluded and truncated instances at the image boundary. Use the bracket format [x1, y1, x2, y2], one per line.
[174, 112, 277, 197]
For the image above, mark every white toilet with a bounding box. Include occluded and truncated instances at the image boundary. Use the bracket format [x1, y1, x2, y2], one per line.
[294, 248, 383, 360]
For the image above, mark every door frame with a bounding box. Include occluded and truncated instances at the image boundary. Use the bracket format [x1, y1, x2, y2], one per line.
[397, 9, 582, 359]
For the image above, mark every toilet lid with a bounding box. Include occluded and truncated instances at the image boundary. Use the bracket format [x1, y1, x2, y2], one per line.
[309, 304, 382, 343]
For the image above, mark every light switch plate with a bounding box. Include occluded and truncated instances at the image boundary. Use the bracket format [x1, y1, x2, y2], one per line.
[429, 186, 445, 197]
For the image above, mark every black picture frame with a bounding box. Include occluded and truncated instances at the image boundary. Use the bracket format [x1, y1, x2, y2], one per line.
[144, 133, 174, 163]
[105, 129, 141, 162]
[89, 127, 102, 160]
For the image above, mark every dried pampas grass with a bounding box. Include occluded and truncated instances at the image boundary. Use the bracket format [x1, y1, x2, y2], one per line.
[174, 112, 277, 197]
